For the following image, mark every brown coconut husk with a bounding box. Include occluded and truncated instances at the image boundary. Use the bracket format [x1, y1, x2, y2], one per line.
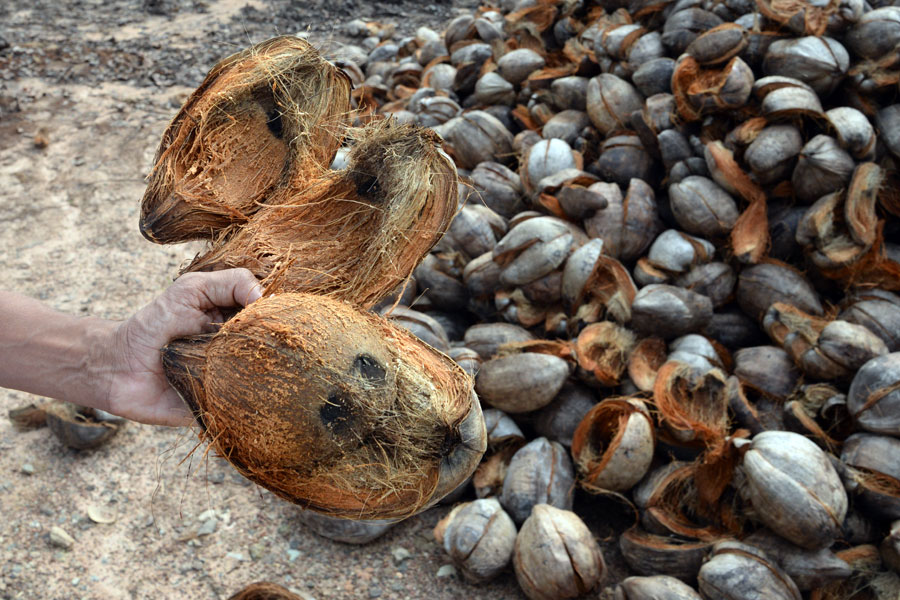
[573, 322, 637, 387]
[162, 293, 486, 520]
[627, 337, 667, 392]
[653, 361, 730, 446]
[643, 463, 726, 541]
[706, 142, 770, 264]
[182, 120, 459, 309]
[227, 582, 303, 600]
[756, 0, 839, 36]
[140, 36, 352, 243]
[575, 254, 637, 325]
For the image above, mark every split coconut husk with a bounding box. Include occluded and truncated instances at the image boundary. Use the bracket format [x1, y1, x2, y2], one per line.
[182, 120, 459, 309]
[653, 360, 730, 446]
[162, 292, 486, 520]
[571, 397, 655, 493]
[140, 36, 352, 243]
[227, 582, 303, 600]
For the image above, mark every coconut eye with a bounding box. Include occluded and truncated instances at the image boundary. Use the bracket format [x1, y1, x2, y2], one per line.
[353, 171, 383, 202]
[353, 354, 386, 384]
[252, 87, 285, 139]
[265, 108, 284, 139]
[320, 391, 356, 436]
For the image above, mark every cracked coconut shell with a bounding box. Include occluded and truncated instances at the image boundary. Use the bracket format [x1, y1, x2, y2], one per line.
[161, 292, 486, 520]
[182, 119, 459, 309]
[140, 36, 352, 243]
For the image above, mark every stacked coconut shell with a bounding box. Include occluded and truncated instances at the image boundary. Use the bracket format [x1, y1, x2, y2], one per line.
[296, 1, 900, 598]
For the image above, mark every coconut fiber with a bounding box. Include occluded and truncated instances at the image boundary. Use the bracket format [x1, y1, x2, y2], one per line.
[140, 36, 352, 243]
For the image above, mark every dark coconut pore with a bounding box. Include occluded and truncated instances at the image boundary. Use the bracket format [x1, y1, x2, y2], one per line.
[181, 119, 459, 309]
[140, 36, 352, 244]
[162, 293, 486, 520]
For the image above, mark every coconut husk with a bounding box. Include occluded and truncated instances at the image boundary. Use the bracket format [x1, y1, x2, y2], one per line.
[573, 321, 637, 387]
[162, 292, 486, 520]
[575, 254, 637, 325]
[653, 361, 730, 446]
[627, 337, 667, 392]
[757, 0, 838, 36]
[227, 582, 303, 600]
[571, 397, 655, 494]
[706, 142, 770, 264]
[182, 120, 459, 309]
[693, 433, 748, 521]
[7, 402, 50, 430]
[140, 36, 352, 243]
[642, 463, 726, 541]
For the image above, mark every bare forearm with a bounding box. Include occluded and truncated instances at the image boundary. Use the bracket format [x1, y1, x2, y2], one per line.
[0, 291, 118, 409]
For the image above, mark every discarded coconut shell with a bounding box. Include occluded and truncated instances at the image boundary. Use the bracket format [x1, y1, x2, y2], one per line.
[744, 529, 852, 590]
[162, 292, 486, 520]
[739, 431, 848, 549]
[434, 497, 517, 583]
[698, 540, 802, 600]
[182, 120, 458, 308]
[44, 402, 123, 450]
[619, 527, 712, 582]
[295, 509, 396, 544]
[615, 575, 702, 600]
[500, 437, 575, 524]
[847, 352, 900, 436]
[513, 504, 606, 600]
[141, 36, 352, 243]
[571, 398, 655, 493]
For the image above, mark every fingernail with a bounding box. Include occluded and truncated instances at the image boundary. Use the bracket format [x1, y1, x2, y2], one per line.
[248, 285, 263, 304]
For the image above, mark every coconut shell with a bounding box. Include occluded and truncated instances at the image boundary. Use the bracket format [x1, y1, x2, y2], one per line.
[571, 397, 655, 493]
[162, 292, 486, 520]
[140, 36, 352, 243]
[182, 120, 459, 309]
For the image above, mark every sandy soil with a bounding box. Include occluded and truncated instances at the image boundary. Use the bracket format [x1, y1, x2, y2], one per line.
[0, 1, 542, 599]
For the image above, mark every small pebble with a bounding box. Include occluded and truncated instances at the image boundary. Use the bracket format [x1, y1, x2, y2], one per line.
[226, 552, 248, 562]
[368, 586, 382, 598]
[391, 547, 412, 564]
[249, 542, 265, 560]
[286, 549, 301, 562]
[48, 526, 74, 549]
[21, 463, 34, 475]
[196, 517, 217, 537]
[436, 564, 457, 579]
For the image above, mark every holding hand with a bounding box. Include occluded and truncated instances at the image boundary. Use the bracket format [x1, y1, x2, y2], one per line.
[0, 269, 261, 427]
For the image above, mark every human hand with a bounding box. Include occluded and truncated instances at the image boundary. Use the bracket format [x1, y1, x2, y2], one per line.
[104, 269, 262, 426]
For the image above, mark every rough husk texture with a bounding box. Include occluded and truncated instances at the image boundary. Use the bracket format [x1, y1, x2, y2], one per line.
[227, 582, 304, 600]
[140, 36, 352, 243]
[162, 293, 482, 520]
[182, 120, 459, 308]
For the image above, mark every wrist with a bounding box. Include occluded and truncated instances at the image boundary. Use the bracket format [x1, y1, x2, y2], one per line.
[82, 317, 125, 412]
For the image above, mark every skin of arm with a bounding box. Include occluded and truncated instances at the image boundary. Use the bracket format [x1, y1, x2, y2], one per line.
[0, 269, 261, 427]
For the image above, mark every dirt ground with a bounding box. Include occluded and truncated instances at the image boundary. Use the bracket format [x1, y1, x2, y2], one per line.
[0, 1, 552, 599]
